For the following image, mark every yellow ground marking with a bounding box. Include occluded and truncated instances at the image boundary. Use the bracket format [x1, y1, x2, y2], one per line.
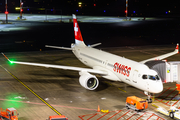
[118, 88, 127, 93]
[104, 81, 112, 86]
[0, 65, 62, 115]
[151, 103, 158, 108]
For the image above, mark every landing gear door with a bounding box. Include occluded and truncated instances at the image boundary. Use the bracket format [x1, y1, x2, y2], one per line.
[132, 70, 138, 83]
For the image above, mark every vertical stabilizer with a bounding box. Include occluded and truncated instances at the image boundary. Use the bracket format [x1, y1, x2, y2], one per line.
[72, 14, 86, 46]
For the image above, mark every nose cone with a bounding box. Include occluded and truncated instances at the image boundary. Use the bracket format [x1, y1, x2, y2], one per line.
[149, 81, 163, 93]
[155, 83, 163, 93]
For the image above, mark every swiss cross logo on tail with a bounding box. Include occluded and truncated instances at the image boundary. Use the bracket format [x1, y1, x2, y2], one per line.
[74, 23, 78, 36]
[73, 14, 83, 42]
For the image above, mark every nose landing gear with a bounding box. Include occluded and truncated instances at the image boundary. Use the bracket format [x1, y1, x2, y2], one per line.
[144, 91, 153, 103]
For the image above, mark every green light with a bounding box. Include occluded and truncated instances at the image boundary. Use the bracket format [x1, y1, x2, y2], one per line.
[2, 93, 26, 109]
[9, 59, 15, 65]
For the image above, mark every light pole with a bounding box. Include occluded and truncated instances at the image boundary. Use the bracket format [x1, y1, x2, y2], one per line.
[5, 0, 8, 23]
[126, 0, 128, 18]
[20, 0, 23, 19]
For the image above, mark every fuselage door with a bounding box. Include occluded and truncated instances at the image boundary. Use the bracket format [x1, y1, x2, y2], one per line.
[132, 70, 138, 83]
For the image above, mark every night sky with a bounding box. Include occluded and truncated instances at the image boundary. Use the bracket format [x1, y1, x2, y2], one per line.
[0, 0, 180, 16]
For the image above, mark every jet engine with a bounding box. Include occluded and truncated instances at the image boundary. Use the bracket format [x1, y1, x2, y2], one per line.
[79, 72, 99, 90]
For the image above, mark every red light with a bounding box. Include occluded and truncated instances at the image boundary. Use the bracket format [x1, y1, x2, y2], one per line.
[94, 4, 96, 6]
[21, 9, 23, 12]
[125, 10, 127, 13]
[5, 11, 8, 14]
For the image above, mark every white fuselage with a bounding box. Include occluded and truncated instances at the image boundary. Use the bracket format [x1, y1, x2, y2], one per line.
[72, 44, 163, 93]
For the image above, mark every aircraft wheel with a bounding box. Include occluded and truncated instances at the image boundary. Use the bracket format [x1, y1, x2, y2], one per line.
[169, 112, 174, 119]
[146, 98, 152, 103]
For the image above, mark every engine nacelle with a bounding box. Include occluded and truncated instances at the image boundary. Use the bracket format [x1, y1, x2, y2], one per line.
[79, 72, 99, 90]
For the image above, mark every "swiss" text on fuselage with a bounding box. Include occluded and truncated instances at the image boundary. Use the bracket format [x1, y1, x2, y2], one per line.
[113, 62, 131, 77]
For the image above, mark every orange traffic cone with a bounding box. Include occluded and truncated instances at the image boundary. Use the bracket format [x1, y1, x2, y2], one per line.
[97, 105, 100, 112]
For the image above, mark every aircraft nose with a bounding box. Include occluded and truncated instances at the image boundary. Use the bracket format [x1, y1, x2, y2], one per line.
[156, 83, 163, 93]
[150, 81, 163, 93]
[154, 81, 163, 93]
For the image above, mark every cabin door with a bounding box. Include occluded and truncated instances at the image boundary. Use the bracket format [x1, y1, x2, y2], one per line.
[132, 70, 138, 83]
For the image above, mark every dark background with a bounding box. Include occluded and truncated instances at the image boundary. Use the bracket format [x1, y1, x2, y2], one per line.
[0, 0, 180, 16]
[0, 0, 180, 52]
[0, 18, 179, 52]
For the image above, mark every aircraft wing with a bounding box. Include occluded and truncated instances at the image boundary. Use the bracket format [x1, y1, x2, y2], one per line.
[2, 53, 107, 75]
[140, 44, 179, 64]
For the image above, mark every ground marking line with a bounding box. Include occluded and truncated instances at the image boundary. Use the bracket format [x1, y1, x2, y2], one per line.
[0, 65, 62, 115]
[0, 98, 97, 111]
[107, 110, 122, 120]
[118, 88, 127, 93]
[117, 110, 130, 120]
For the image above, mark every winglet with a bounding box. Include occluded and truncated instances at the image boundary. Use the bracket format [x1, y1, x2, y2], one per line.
[175, 43, 179, 53]
[1, 53, 13, 64]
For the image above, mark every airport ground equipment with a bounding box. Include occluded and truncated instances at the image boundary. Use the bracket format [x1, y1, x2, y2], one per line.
[176, 84, 180, 94]
[157, 105, 180, 119]
[0, 108, 18, 120]
[125, 96, 148, 111]
[48, 115, 68, 120]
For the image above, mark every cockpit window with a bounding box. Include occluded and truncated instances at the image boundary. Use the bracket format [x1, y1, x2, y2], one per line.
[142, 75, 160, 80]
[149, 75, 156, 80]
[155, 75, 160, 80]
[142, 75, 147, 79]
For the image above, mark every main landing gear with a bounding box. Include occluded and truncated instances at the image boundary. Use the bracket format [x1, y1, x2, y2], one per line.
[144, 91, 152, 103]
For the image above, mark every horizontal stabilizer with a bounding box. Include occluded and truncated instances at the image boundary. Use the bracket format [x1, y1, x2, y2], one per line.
[45, 45, 72, 50]
[88, 43, 102, 48]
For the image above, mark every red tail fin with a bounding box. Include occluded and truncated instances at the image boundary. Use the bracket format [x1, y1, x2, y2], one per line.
[73, 14, 86, 46]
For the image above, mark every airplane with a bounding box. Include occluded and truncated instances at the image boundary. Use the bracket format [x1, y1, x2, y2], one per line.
[3, 14, 179, 103]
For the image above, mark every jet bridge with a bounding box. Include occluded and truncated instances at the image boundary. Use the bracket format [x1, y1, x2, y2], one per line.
[145, 60, 180, 83]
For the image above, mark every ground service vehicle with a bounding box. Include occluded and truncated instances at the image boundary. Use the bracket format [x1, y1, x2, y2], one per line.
[126, 96, 148, 111]
[0, 108, 18, 120]
[48, 115, 68, 120]
[157, 106, 180, 119]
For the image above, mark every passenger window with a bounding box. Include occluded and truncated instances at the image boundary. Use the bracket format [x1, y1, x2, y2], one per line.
[142, 75, 147, 79]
